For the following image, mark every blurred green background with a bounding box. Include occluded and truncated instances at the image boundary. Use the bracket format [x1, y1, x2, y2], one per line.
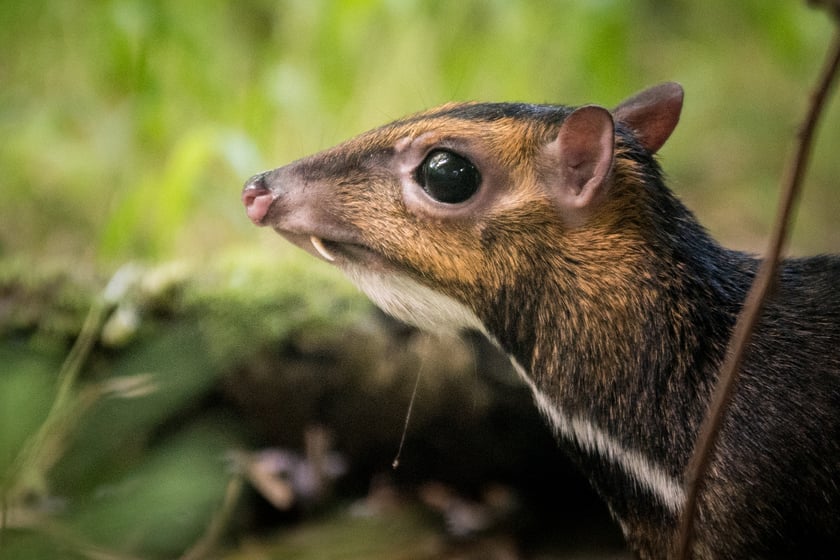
[1, 1, 838, 559]
[2, 0, 838, 265]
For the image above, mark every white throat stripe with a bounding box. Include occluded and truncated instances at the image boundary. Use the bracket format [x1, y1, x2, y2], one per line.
[509, 358, 685, 513]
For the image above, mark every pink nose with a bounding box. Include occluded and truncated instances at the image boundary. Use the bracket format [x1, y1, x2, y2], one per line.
[242, 174, 275, 225]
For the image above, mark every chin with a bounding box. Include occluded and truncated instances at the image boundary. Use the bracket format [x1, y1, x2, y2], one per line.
[343, 264, 486, 337]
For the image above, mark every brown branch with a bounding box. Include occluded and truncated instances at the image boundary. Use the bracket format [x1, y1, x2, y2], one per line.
[674, 28, 840, 559]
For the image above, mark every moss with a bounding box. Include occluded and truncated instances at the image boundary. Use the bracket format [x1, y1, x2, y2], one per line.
[0, 252, 372, 558]
[222, 506, 443, 560]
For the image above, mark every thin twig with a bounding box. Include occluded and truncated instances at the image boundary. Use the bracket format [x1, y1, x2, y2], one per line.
[675, 29, 840, 559]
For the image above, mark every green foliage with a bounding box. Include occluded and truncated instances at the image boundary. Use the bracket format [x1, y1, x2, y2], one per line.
[0, 348, 57, 483]
[65, 421, 235, 557]
[1, 1, 837, 264]
[0, 253, 370, 557]
[221, 506, 442, 560]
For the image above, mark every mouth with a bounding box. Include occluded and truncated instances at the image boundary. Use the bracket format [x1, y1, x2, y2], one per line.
[309, 235, 336, 262]
[242, 178, 380, 266]
[275, 229, 380, 267]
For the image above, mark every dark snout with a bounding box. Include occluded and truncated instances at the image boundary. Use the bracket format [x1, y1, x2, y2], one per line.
[242, 171, 276, 225]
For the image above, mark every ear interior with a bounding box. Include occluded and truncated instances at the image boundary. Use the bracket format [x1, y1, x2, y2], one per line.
[552, 104, 615, 211]
[612, 82, 684, 154]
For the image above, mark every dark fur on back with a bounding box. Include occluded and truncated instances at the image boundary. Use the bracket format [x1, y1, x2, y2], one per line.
[485, 134, 840, 555]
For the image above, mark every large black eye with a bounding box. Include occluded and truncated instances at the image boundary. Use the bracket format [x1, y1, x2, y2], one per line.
[415, 149, 480, 204]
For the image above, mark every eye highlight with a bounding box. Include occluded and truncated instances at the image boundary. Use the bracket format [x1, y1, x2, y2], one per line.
[414, 149, 480, 204]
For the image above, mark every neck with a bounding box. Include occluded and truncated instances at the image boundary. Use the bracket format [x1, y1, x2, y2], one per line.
[480, 188, 755, 541]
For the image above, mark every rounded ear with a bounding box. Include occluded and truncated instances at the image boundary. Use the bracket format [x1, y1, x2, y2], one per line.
[549, 104, 615, 214]
[612, 82, 683, 154]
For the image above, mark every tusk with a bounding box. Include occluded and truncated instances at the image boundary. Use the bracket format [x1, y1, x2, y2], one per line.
[310, 235, 335, 262]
